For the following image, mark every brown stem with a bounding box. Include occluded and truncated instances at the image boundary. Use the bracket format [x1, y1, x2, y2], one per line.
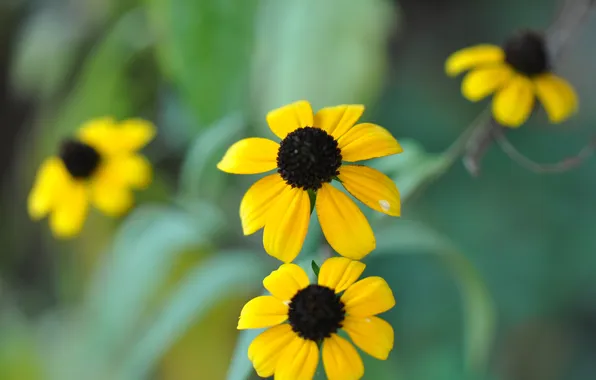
[494, 130, 596, 173]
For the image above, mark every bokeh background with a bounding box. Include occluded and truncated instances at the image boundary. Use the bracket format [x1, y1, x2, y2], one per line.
[1, 0, 596, 379]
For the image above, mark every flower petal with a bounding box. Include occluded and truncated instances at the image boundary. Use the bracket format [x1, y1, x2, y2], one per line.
[266, 100, 314, 139]
[93, 154, 152, 191]
[237, 296, 288, 329]
[274, 336, 319, 380]
[492, 74, 535, 128]
[28, 157, 70, 220]
[116, 154, 153, 189]
[76, 117, 116, 155]
[78, 118, 156, 155]
[49, 181, 89, 238]
[264, 263, 310, 302]
[263, 186, 310, 263]
[240, 174, 287, 235]
[338, 123, 403, 162]
[114, 118, 156, 152]
[217, 138, 279, 174]
[461, 64, 513, 101]
[341, 276, 395, 317]
[318, 257, 365, 293]
[322, 334, 364, 380]
[316, 183, 375, 260]
[90, 179, 134, 217]
[342, 315, 394, 360]
[534, 73, 579, 123]
[313, 104, 365, 139]
[248, 324, 296, 378]
[338, 165, 400, 217]
[445, 44, 505, 76]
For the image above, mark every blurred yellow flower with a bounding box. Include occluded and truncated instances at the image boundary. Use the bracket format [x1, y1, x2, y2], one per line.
[446, 30, 578, 127]
[238, 257, 395, 380]
[217, 101, 402, 263]
[28, 118, 155, 238]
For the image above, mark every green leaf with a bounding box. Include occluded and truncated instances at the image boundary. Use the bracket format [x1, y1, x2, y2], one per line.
[227, 328, 262, 380]
[118, 251, 268, 379]
[0, 310, 43, 380]
[83, 202, 224, 358]
[146, 0, 259, 126]
[371, 139, 449, 203]
[311, 260, 320, 277]
[178, 113, 244, 201]
[375, 220, 496, 376]
[251, 0, 399, 132]
[10, 10, 80, 100]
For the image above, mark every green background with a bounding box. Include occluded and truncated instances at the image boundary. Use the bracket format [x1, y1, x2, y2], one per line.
[1, 0, 595, 379]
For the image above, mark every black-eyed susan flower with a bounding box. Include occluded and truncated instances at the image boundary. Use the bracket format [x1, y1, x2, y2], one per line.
[28, 118, 155, 238]
[446, 30, 578, 127]
[239, 257, 395, 380]
[217, 101, 402, 263]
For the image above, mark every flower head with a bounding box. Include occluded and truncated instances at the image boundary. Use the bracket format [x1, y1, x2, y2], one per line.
[239, 257, 395, 380]
[446, 30, 578, 127]
[28, 118, 155, 238]
[217, 101, 402, 262]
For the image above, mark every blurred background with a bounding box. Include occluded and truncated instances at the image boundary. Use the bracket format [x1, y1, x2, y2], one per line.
[1, 0, 596, 379]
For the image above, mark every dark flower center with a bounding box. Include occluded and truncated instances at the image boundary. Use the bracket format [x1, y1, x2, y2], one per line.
[503, 30, 549, 77]
[59, 139, 101, 179]
[276, 127, 342, 190]
[288, 284, 345, 341]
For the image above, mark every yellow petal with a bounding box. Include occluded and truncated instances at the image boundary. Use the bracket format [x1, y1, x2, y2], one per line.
[263, 186, 310, 263]
[316, 183, 375, 260]
[217, 138, 279, 174]
[461, 65, 513, 101]
[338, 123, 403, 162]
[313, 104, 365, 139]
[266, 100, 314, 139]
[318, 257, 365, 293]
[534, 73, 579, 123]
[274, 336, 319, 380]
[322, 334, 364, 380]
[342, 315, 394, 360]
[263, 263, 310, 302]
[114, 118, 156, 152]
[78, 118, 156, 155]
[338, 165, 400, 217]
[49, 181, 89, 238]
[28, 157, 69, 220]
[76, 117, 116, 154]
[93, 154, 153, 191]
[240, 174, 287, 235]
[445, 44, 505, 76]
[238, 296, 288, 329]
[117, 154, 153, 189]
[341, 277, 395, 317]
[90, 179, 134, 217]
[248, 324, 297, 378]
[492, 74, 535, 128]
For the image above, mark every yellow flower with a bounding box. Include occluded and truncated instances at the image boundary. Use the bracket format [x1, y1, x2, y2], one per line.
[28, 117, 155, 238]
[217, 101, 402, 262]
[446, 30, 578, 127]
[239, 257, 395, 380]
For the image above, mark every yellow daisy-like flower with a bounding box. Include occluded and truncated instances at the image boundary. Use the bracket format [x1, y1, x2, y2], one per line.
[446, 30, 578, 127]
[239, 257, 395, 380]
[28, 117, 155, 238]
[217, 101, 402, 263]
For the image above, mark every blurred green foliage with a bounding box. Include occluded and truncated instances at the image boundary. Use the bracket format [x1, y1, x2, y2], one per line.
[1, 0, 596, 379]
